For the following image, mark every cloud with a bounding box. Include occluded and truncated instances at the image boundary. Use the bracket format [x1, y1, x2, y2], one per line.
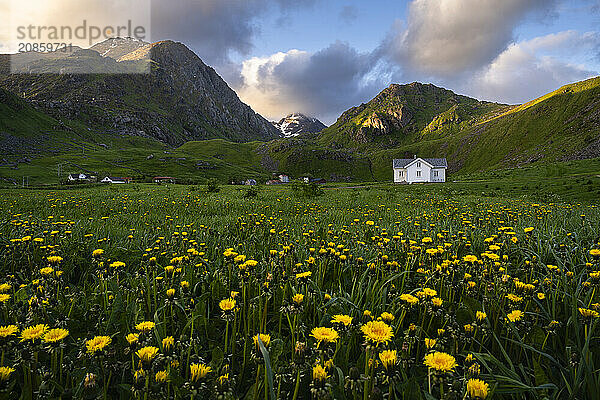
[465, 31, 600, 104]
[150, 0, 315, 65]
[383, 0, 558, 78]
[236, 41, 391, 123]
[339, 5, 358, 23]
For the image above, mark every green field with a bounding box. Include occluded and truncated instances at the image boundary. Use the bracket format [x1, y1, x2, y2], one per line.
[0, 183, 599, 399]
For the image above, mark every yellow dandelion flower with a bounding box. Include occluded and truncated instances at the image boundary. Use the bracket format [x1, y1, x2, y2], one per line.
[155, 370, 168, 383]
[162, 336, 175, 351]
[43, 328, 69, 343]
[136, 346, 159, 363]
[0, 325, 18, 338]
[331, 314, 353, 326]
[0, 366, 15, 381]
[310, 327, 339, 347]
[312, 364, 329, 381]
[379, 350, 397, 370]
[20, 324, 49, 342]
[292, 293, 304, 304]
[463, 255, 478, 263]
[253, 333, 271, 348]
[361, 320, 393, 345]
[190, 363, 211, 382]
[400, 293, 419, 305]
[380, 312, 395, 322]
[423, 352, 457, 373]
[126, 333, 139, 345]
[86, 335, 111, 354]
[47, 256, 63, 265]
[219, 298, 236, 311]
[467, 378, 489, 399]
[135, 321, 155, 332]
[579, 308, 599, 318]
[506, 310, 523, 323]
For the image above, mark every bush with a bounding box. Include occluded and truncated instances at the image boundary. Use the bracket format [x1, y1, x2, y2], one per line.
[291, 181, 324, 198]
[243, 186, 259, 199]
[206, 178, 220, 193]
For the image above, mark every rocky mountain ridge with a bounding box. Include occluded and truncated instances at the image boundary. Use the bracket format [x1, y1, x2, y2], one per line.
[0, 38, 281, 145]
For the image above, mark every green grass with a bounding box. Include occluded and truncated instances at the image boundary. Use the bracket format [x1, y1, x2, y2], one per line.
[0, 183, 599, 399]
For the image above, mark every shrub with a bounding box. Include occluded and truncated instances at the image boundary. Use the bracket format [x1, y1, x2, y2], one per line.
[243, 186, 259, 199]
[291, 181, 324, 198]
[206, 178, 220, 193]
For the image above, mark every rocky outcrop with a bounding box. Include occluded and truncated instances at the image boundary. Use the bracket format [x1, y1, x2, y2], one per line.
[360, 105, 412, 135]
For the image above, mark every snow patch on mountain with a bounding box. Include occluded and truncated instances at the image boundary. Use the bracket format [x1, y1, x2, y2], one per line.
[272, 113, 327, 137]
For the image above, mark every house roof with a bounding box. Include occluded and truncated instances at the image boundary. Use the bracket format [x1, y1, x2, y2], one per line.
[393, 158, 447, 168]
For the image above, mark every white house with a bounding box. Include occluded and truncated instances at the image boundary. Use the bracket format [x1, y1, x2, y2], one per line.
[101, 176, 131, 184]
[278, 174, 290, 183]
[68, 173, 94, 182]
[393, 157, 447, 184]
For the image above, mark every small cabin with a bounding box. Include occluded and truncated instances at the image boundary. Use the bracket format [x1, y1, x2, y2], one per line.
[278, 174, 290, 183]
[154, 177, 176, 184]
[393, 157, 447, 184]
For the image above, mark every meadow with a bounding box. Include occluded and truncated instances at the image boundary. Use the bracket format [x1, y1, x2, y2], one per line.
[0, 183, 598, 399]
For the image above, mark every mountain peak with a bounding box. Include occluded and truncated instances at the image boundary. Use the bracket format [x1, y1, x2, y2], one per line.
[322, 81, 506, 145]
[1, 38, 280, 144]
[272, 113, 326, 137]
[90, 37, 150, 60]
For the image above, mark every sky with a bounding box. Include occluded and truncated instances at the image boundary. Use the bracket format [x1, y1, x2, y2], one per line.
[3, 0, 600, 124]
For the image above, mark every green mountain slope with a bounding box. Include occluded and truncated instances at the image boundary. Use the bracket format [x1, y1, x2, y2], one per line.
[317, 82, 510, 148]
[1, 55, 599, 186]
[367, 76, 600, 176]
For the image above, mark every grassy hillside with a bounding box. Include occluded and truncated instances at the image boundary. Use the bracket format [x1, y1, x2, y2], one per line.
[2, 76, 599, 186]
[368, 76, 600, 175]
[317, 82, 508, 148]
[0, 138, 271, 186]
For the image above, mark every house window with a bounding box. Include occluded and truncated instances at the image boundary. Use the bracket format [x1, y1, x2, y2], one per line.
[433, 171, 438, 177]
[416, 162, 421, 167]
[416, 171, 421, 177]
[399, 170, 403, 177]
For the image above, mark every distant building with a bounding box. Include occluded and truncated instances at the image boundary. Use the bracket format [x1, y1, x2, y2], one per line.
[301, 177, 326, 184]
[245, 179, 257, 186]
[278, 174, 290, 183]
[101, 176, 132, 184]
[67, 173, 94, 182]
[393, 157, 447, 184]
[266, 180, 283, 185]
[154, 176, 176, 184]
